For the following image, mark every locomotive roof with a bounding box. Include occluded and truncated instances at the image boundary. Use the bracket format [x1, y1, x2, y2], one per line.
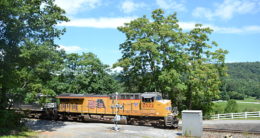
[141, 92, 161, 98]
[57, 93, 109, 98]
[56, 92, 161, 98]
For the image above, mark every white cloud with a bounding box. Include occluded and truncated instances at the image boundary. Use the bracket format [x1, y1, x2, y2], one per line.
[59, 16, 260, 34]
[54, 0, 101, 15]
[179, 22, 197, 30]
[121, 0, 146, 14]
[193, 0, 260, 20]
[58, 17, 136, 28]
[111, 67, 123, 73]
[179, 22, 260, 34]
[156, 0, 186, 11]
[225, 60, 241, 63]
[58, 45, 85, 53]
[192, 7, 214, 20]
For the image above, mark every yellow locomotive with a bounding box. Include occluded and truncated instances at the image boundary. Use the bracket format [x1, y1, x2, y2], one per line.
[56, 92, 178, 127]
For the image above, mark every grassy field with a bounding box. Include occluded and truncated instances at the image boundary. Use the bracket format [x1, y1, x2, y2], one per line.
[229, 117, 260, 120]
[213, 99, 260, 114]
[0, 130, 37, 138]
[236, 97, 260, 102]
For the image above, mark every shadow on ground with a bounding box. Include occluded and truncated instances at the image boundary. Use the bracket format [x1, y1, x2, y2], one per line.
[24, 119, 66, 132]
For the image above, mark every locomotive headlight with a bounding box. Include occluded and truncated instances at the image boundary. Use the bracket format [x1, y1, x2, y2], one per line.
[166, 107, 172, 111]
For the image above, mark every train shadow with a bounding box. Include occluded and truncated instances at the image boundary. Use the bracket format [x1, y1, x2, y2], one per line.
[24, 118, 179, 132]
[23, 118, 66, 132]
[63, 118, 179, 130]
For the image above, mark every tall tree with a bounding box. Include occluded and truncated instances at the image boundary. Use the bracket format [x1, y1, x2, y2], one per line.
[114, 9, 228, 115]
[49, 52, 120, 95]
[0, 0, 68, 109]
[12, 41, 65, 104]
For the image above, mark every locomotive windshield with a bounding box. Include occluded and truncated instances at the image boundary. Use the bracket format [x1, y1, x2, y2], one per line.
[142, 97, 154, 102]
[156, 95, 162, 100]
[141, 92, 162, 102]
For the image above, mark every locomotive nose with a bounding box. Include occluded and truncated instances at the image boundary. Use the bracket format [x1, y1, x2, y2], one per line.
[156, 100, 173, 114]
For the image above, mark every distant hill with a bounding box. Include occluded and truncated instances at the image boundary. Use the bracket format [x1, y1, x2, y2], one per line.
[227, 62, 260, 81]
[221, 62, 260, 99]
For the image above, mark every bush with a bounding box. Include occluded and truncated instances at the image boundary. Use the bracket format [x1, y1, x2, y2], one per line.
[220, 92, 230, 101]
[0, 110, 24, 135]
[224, 100, 238, 113]
[228, 91, 245, 100]
[212, 104, 225, 114]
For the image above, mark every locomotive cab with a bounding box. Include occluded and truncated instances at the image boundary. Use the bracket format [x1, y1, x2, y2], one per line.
[141, 92, 172, 115]
[141, 92, 160, 110]
[141, 92, 178, 127]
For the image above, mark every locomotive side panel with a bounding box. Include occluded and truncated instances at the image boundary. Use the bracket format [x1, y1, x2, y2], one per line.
[84, 96, 112, 114]
[117, 99, 141, 115]
[58, 97, 84, 113]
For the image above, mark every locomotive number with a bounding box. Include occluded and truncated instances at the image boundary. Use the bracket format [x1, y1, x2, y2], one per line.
[143, 103, 154, 108]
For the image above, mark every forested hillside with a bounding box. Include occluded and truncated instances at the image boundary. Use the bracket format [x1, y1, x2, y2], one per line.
[221, 62, 260, 99]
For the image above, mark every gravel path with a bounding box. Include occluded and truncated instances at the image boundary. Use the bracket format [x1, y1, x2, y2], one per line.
[203, 120, 260, 132]
[25, 119, 180, 138]
[25, 119, 260, 138]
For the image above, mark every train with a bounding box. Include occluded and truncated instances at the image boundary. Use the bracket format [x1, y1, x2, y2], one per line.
[15, 92, 179, 128]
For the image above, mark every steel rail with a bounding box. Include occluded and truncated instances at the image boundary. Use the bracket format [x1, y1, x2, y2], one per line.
[203, 127, 260, 135]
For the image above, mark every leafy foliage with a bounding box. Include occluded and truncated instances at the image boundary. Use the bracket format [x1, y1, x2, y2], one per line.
[1, 0, 120, 106]
[12, 41, 65, 104]
[114, 9, 228, 115]
[0, 110, 24, 135]
[221, 62, 260, 100]
[0, 0, 68, 109]
[49, 52, 120, 95]
[224, 100, 238, 113]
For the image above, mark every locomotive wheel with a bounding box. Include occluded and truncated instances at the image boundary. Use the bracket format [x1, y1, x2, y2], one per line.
[61, 116, 68, 121]
[78, 116, 84, 122]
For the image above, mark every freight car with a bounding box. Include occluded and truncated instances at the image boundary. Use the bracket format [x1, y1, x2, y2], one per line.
[15, 92, 179, 128]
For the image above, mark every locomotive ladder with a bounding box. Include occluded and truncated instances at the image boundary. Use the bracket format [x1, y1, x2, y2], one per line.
[165, 116, 173, 126]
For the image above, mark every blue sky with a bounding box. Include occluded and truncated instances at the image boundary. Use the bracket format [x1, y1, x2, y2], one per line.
[55, 0, 260, 66]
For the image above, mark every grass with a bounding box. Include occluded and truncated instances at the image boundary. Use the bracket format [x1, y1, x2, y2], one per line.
[0, 130, 37, 138]
[236, 97, 260, 102]
[229, 117, 260, 120]
[236, 103, 260, 112]
[213, 100, 260, 114]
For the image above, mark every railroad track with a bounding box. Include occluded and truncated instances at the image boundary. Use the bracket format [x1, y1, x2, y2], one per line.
[203, 127, 260, 135]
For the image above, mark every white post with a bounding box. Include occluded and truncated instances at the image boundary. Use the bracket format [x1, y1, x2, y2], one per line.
[114, 92, 119, 131]
[245, 112, 247, 119]
[217, 114, 220, 119]
[231, 113, 233, 119]
[112, 92, 121, 131]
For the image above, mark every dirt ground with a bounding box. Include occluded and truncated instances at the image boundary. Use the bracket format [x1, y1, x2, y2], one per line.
[25, 119, 180, 138]
[25, 119, 260, 138]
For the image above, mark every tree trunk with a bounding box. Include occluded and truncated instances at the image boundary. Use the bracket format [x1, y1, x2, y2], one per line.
[186, 84, 192, 109]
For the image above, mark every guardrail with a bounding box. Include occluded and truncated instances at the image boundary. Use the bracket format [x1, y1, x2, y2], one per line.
[211, 111, 260, 120]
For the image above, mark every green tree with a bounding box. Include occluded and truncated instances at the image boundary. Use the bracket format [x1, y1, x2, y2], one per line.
[12, 41, 65, 104]
[49, 52, 120, 95]
[114, 9, 228, 115]
[224, 100, 238, 113]
[0, 0, 68, 109]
